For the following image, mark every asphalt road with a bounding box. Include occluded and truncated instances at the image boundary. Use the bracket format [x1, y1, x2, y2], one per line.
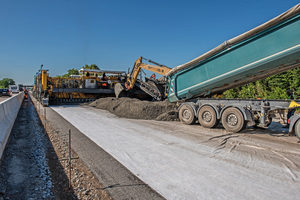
[0, 96, 12, 103]
[49, 104, 300, 200]
[0, 93, 19, 103]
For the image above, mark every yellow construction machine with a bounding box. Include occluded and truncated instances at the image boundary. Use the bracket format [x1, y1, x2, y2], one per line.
[33, 66, 126, 106]
[114, 56, 172, 100]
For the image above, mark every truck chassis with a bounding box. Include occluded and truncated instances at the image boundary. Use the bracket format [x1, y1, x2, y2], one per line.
[179, 98, 300, 137]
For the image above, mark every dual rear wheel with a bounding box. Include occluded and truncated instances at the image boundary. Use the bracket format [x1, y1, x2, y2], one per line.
[198, 106, 218, 128]
[178, 105, 196, 125]
[221, 107, 245, 133]
[179, 105, 245, 132]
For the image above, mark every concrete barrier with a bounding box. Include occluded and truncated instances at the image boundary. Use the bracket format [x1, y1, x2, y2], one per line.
[0, 93, 24, 160]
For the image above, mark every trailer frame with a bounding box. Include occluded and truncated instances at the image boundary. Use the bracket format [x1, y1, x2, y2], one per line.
[178, 98, 300, 134]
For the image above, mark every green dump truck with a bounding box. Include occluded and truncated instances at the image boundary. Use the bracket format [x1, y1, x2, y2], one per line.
[165, 4, 300, 137]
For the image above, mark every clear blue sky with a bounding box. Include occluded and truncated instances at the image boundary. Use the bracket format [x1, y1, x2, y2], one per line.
[0, 0, 299, 85]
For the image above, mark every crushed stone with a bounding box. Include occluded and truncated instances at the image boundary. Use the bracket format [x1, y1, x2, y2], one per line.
[89, 97, 179, 121]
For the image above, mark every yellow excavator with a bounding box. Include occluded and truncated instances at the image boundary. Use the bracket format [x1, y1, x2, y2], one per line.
[114, 56, 172, 100]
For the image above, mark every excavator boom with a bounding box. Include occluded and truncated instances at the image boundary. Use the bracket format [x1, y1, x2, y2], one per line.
[115, 56, 172, 100]
[126, 57, 171, 89]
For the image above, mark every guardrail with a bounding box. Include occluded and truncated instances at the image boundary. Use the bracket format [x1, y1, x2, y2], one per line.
[0, 93, 24, 160]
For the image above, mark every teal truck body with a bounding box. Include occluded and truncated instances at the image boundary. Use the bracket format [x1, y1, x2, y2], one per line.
[167, 4, 300, 103]
[164, 4, 300, 137]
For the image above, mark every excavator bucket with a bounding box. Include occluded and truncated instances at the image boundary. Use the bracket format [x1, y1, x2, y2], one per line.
[114, 83, 127, 98]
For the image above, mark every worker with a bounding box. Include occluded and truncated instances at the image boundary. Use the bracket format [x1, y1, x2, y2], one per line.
[283, 89, 296, 128]
[24, 89, 28, 99]
[102, 73, 107, 81]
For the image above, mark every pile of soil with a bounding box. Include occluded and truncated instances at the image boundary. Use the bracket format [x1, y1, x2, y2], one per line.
[89, 97, 179, 121]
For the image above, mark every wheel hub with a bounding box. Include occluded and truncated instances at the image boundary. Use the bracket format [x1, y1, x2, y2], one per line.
[227, 114, 238, 126]
[203, 111, 212, 122]
[183, 109, 191, 119]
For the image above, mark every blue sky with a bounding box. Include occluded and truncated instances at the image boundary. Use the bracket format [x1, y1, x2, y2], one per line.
[0, 0, 299, 85]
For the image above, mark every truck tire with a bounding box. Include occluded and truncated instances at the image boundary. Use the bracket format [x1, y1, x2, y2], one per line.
[179, 104, 196, 125]
[221, 107, 245, 132]
[198, 106, 218, 128]
[295, 120, 300, 140]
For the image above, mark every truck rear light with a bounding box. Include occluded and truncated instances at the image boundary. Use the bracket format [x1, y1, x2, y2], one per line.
[288, 119, 290, 124]
[102, 83, 107, 86]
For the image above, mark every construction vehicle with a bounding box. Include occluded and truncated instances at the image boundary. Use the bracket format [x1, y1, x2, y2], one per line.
[114, 56, 172, 100]
[33, 67, 126, 106]
[167, 4, 300, 137]
[118, 4, 300, 138]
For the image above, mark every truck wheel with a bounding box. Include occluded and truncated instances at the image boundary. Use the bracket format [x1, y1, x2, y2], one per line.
[198, 106, 218, 128]
[179, 105, 196, 125]
[295, 120, 300, 140]
[221, 107, 245, 132]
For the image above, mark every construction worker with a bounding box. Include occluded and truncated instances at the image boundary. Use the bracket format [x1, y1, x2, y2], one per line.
[24, 89, 28, 99]
[102, 73, 107, 80]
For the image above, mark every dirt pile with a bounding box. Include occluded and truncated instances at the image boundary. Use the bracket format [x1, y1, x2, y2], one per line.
[89, 97, 179, 121]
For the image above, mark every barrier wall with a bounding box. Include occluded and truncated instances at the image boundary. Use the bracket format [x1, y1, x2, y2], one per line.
[0, 93, 24, 160]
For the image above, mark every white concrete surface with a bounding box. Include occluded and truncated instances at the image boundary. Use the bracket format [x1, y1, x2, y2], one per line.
[51, 105, 300, 200]
[0, 93, 24, 159]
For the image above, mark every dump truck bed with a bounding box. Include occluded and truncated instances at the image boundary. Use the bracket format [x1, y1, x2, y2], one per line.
[168, 4, 300, 103]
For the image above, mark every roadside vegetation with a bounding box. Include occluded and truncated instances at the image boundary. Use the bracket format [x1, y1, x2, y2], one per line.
[56, 64, 100, 78]
[223, 68, 300, 100]
[0, 78, 15, 89]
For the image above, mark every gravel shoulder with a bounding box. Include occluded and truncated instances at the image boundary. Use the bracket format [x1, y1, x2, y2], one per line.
[0, 95, 111, 199]
[0, 97, 75, 199]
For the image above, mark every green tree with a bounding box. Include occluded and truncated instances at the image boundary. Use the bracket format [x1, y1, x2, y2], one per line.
[56, 68, 80, 78]
[68, 68, 79, 75]
[82, 64, 100, 70]
[223, 88, 239, 99]
[81, 64, 100, 76]
[266, 87, 288, 99]
[0, 78, 15, 88]
[222, 68, 300, 100]
[62, 68, 79, 78]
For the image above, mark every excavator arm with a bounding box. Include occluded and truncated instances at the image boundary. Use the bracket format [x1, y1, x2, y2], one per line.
[125, 56, 171, 89]
[115, 56, 172, 100]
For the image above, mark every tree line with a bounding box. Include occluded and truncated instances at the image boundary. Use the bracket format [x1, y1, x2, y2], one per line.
[57, 64, 99, 78]
[222, 68, 300, 100]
